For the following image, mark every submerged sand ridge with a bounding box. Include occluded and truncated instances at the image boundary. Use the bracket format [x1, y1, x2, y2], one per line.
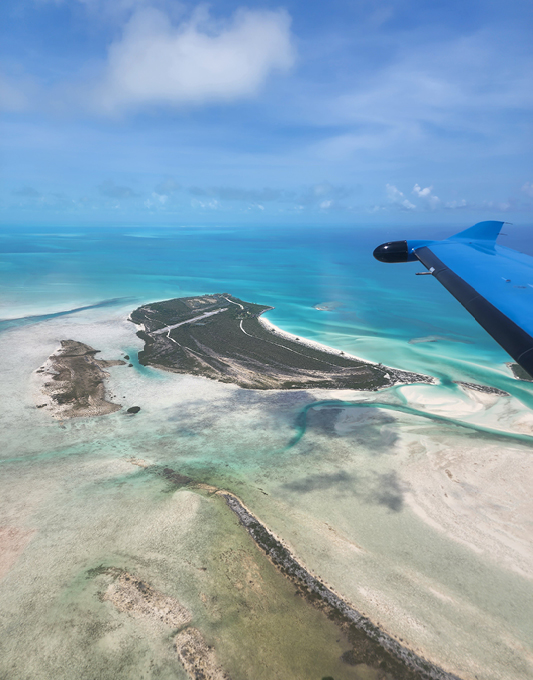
[130, 294, 433, 390]
[36, 339, 126, 418]
[91, 566, 230, 680]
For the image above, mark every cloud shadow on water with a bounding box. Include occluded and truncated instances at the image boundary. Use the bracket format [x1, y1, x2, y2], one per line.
[305, 405, 400, 454]
[283, 470, 357, 494]
[370, 471, 404, 512]
[281, 469, 405, 512]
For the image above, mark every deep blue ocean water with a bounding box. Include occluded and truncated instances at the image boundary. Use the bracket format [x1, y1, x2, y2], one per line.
[2, 223, 533, 404]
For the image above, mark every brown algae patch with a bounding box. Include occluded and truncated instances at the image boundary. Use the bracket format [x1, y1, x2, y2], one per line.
[36, 339, 126, 418]
[174, 627, 230, 680]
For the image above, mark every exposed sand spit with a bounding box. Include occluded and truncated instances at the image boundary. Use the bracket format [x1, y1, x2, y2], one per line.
[221, 491, 461, 680]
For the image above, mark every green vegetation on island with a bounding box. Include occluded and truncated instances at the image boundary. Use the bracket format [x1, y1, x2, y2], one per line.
[130, 294, 433, 390]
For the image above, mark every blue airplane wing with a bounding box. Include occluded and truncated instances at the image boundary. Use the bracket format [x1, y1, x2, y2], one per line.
[373, 221, 533, 375]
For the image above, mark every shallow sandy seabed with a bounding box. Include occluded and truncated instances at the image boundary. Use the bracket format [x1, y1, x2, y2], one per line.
[0, 305, 532, 680]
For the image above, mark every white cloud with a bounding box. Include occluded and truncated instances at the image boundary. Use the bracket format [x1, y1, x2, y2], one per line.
[94, 6, 295, 113]
[386, 183, 415, 210]
[412, 183, 431, 198]
[191, 197, 220, 209]
[337, 31, 533, 127]
[301, 28, 533, 169]
[522, 182, 533, 198]
[412, 183, 440, 208]
[445, 199, 468, 209]
[152, 191, 168, 204]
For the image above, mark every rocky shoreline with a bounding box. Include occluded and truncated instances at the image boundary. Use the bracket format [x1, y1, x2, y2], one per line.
[221, 491, 462, 680]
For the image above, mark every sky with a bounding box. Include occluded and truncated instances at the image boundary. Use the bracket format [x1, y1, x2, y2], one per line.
[1, 0, 532, 228]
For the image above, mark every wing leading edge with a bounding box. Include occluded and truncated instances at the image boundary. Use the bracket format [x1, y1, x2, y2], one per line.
[373, 221, 533, 376]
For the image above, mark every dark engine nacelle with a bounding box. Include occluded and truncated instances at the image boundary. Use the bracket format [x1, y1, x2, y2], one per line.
[373, 240, 411, 263]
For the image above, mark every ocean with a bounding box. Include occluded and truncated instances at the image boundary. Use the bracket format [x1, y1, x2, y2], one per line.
[1, 223, 530, 386]
[1, 224, 532, 680]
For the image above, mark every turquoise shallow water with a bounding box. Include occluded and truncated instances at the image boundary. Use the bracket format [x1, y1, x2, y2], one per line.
[288, 397, 533, 450]
[2, 223, 533, 403]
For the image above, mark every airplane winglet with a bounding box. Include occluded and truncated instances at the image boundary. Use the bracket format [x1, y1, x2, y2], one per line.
[449, 220, 505, 242]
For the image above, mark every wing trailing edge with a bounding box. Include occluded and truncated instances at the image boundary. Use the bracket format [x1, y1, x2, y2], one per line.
[373, 221, 533, 376]
[448, 220, 504, 242]
[414, 246, 533, 376]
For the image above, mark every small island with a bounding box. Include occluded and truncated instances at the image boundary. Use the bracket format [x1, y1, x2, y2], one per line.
[507, 362, 533, 382]
[130, 294, 432, 390]
[453, 381, 509, 396]
[36, 340, 125, 418]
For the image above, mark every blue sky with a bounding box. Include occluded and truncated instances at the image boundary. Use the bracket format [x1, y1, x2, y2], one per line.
[1, 0, 532, 227]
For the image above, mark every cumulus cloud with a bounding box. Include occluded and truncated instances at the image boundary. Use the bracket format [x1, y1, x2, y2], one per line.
[182, 182, 354, 210]
[94, 6, 295, 113]
[412, 183, 440, 208]
[522, 182, 533, 198]
[444, 199, 468, 209]
[386, 184, 415, 210]
[412, 183, 431, 198]
[144, 190, 169, 208]
[191, 197, 221, 210]
[298, 182, 352, 206]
